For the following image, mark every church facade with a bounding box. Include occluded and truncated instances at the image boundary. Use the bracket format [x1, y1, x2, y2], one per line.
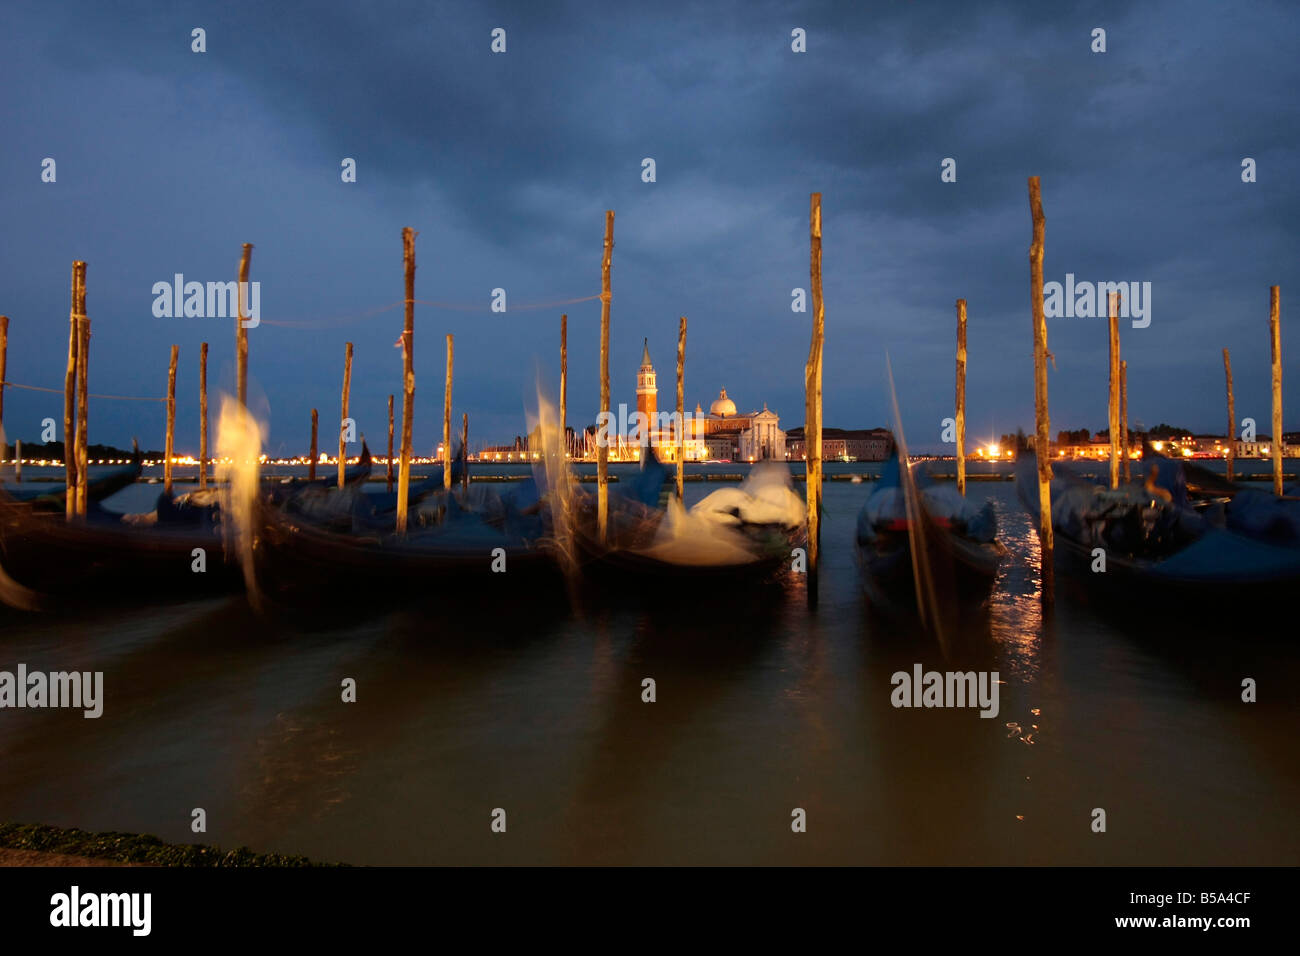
[622, 341, 785, 462]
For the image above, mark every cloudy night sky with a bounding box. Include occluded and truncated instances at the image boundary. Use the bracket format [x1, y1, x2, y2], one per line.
[1, 0, 1297, 457]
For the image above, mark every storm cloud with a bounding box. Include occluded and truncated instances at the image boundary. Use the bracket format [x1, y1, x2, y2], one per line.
[1, 0, 1296, 454]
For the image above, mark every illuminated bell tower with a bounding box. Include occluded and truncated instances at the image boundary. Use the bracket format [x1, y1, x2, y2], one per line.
[636, 338, 657, 444]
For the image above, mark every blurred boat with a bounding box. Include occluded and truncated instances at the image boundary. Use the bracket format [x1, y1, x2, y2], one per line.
[0, 442, 249, 609]
[266, 441, 374, 502]
[1148, 453, 1300, 548]
[254, 502, 559, 601]
[854, 453, 1004, 611]
[250, 446, 560, 605]
[1016, 452, 1300, 598]
[0, 491, 241, 610]
[4, 446, 142, 510]
[568, 450, 804, 586]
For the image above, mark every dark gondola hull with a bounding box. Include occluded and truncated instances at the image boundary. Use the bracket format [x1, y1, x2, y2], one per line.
[855, 452, 1004, 613]
[1048, 519, 1300, 603]
[565, 494, 800, 593]
[252, 503, 563, 607]
[855, 522, 1004, 612]
[5, 458, 143, 510]
[569, 524, 794, 588]
[0, 500, 241, 608]
[1016, 452, 1300, 602]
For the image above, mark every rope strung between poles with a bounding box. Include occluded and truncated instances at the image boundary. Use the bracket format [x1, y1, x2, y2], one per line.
[0, 380, 166, 402]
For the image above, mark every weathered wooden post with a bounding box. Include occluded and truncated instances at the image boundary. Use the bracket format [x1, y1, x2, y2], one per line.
[199, 342, 209, 489]
[1028, 177, 1053, 598]
[1108, 291, 1121, 490]
[1270, 286, 1283, 496]
[309, 409, 318, 480]
[387, 394, 395, 492]
[560, 313, 568, 467]
[443, 333, 454, 490]
[1121, 359, 1131, 484]
[0, 315, 8, 445]
[236, 243, 253, 407]
[1223, 348, 1235, 482]
[165, 344, 178, 494]
[64, 263, 82, 520]
[677, 315, 687, 500]
[955, 298, 967, 497]
[597, 211, 614, 543]
[75, 284, 89, 516]
[13, 440, 20, 482]
[461, 412, 469, 491]
[806, 193, 825, 607]
[338, 342, 353, 489]
[397, 227, 416, 533]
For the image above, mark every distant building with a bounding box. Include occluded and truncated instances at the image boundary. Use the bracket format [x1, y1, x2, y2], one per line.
[608, 342, 784, 461]
[478, 444, 537, 462]
[785, 427, 892, 461]
[1029, 431, 1300, 461]
[704, 429, 741, 461]
[1053, 439, 1114, 460]
[693, 388, 785, 460]
[1234, 437, 1300, 458]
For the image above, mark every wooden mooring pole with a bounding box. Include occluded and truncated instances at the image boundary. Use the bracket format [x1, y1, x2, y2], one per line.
[597, 211, 614, 543]
[199, 342, 209, 490]
[75, 278, 89, 516]
[309, 409, 318, 480]
[1121, 359, 1131, 484]
[1028, 177, 1053, 599]
[397, 227, 416, 534]
[0, 315, 8, 448]
[1108, 292, 1121, 490]
[1270, 286, 1283, 496]
[236, 243, 253, 407]
[165, 344, 178, 495]
[443, 334, 453, 490]
[461, 412, 469, 492]
[0, 320, 14, 485]
[677, 315, 687, 500]
[560, 313, 567, 467]
[955, 298, 967, 497]
[387, 395, 395, 492]
[1223, 348, 1235, 482]
[806, 193, 825, 607]
[64, 263, 82, 520]
[338, 342, 353, 489]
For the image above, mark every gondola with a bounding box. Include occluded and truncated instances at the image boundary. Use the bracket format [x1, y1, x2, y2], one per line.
[855, 453, 1004, 611]
[264, 441, 374, 502]
[1015, 452, 1300, 600]
[0, 442, 365, 610]
[0, 492, 242, 609]
[566, 451, 804, 587]
[1144, 452, 1300, 547]
[255, 501, 559, 598]
[3, 447, 142, 510]
[250, 449, 561, 605]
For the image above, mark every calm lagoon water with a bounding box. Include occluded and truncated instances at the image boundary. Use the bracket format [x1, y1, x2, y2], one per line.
[1, 459, 1297, 865]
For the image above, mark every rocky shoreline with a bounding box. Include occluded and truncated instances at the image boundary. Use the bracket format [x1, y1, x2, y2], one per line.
[0, 822, 335, 867]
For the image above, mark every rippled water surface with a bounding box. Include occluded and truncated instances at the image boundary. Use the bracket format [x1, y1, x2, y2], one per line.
[1, 461, 1297, 864]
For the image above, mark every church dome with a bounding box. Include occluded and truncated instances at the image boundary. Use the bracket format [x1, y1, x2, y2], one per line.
[710, 388, 737, 418]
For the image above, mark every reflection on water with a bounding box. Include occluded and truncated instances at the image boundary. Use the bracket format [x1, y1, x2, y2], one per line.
[0, 470, 1297, 865]
[987, 494, 1043, 681]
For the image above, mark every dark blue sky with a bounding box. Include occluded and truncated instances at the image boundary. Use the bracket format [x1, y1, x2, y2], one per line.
[2, 0, 1297, 456]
